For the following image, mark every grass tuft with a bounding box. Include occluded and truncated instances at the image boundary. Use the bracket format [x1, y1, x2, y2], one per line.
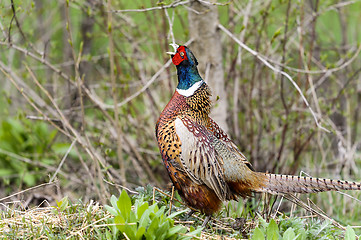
[0, 199, 112, 239]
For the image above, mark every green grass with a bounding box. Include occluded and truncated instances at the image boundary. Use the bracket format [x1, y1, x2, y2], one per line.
[0, 197, 112, 239]
[1, 186, 359, 239]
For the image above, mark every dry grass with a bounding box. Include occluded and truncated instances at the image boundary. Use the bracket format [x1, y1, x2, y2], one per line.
[0, 200, 112, 239]
[0, 191, 359, 239]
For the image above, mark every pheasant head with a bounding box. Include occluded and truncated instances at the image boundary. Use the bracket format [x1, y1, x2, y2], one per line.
[169, 45, 203, 97]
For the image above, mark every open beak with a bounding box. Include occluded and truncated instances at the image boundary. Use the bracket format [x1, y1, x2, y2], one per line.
[166, 43, 179, 55]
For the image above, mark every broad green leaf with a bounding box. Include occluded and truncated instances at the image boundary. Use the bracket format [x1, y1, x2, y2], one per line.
[51, 142, 77, 158]
[48, 129, 58, 142]
[168, 209, 187, 219]
[23, 172, 36, 186]
[147, 204, 158, 220]
[137, 201, 149, 219]
[283, 227, 296, 240]
[188, 227, 202, 238]
[105, 230, 112, 240]
[110, 195, 117, 207]
[266, 219, 279, 240]
[128, 222, 139, 240]
[179, 226, 202, 240]
[114, 215, 126, 231]
[252, 227, 265, 240]
[138, 208, 151, 229]
[104, 205, 118, 216]
[296, 228, 306, 240]
[0, 169, 13, 176]
[155, 206, 166, 220]
[129, 211, 137, 223]
[144, 216, 159, 240]
[166, 225, 184, 238]
[117, 190, 132, 221]
[135, 226, 146, 240]
[345, 226, 356, 240]
[155, 220, 170, 239]
[122, 224, 136, 240]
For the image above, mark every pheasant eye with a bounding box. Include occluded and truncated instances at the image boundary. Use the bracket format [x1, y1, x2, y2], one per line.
[180, 51, 185, 57]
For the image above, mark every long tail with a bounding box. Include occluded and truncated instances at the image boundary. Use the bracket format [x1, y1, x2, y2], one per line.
[255, 173, 361, 194]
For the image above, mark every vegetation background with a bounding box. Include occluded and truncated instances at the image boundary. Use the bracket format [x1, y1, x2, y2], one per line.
[0, 0, 361, 238]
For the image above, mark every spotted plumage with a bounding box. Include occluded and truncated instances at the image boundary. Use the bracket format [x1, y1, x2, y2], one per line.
[156, 45, 361, 226]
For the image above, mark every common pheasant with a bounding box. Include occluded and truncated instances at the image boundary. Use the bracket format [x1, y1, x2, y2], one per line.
[155, 45, 361, 226]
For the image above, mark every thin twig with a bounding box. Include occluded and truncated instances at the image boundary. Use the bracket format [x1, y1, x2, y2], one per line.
[218, 23, 330, 133]
[49, 139, 77, 183]
[168, 186, 175, 215]
[107, 0, 126, 186]
[164, 8, 176, 45]
[0, 147, 82, 184]
[111, 0, 190, 13]
[9, 0, 42, 55]
[0, 181, 58, 202]
[97, 38, 194, 109]
[0, 65, 71, 138]
[102, 179, 138, 195]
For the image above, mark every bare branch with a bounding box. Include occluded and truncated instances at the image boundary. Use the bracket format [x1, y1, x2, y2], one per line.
[218, 23, 330, 133]
[49, 139, 77, 183]
[111, 0, 190, 13]
[164, 8, 176, 46]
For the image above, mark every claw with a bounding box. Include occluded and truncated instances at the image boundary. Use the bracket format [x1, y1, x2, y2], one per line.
[166, 43, 179, 55]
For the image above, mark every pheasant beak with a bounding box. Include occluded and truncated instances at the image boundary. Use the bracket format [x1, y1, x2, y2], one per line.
[166, 43, 179, 55]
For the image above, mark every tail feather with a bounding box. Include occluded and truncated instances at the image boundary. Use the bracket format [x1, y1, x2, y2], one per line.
[256, 173, 361, 194]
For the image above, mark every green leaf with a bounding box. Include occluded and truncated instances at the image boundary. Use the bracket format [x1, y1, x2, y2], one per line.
[122, 225, 136, 240]
[147, 204, 159, 219]
[117, 190, 132, 221]
[145, 216, 159, 240]
[271, 27, 282, 42]
[0, 169, 13, 177]
[128, 211, 137, 223]
[166, 225, 184, 238]
[138, 208, 151, 229]
[155, 221, 169, 239]
[135, 226, 146, 240]
[296, 228, 306, 240]
[154, 206, 166, 223]
[124, 222, 137, 240]
[114, 215, 126, 231]
[168, 209, 187, 219]
[345, 226, 356, 240]
[182, 227, 202, 240]
[104, 205, 118, 216]
[23, 172, 36, 186]
[283, 227, 296, 240]
[136, 201, 149, 219]
[266, 219, 279, 240]
[51, 142, 77, 158]
[252, 227, 265, 240]
[56, 196, 69, 211]
[110, 195, 118, 209]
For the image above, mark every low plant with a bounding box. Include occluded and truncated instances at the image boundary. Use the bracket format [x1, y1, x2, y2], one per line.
[105, 190, 202, 240]
[251, 216, 357, 240]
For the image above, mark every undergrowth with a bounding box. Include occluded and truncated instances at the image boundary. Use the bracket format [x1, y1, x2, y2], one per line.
[1, 185, 359, 239]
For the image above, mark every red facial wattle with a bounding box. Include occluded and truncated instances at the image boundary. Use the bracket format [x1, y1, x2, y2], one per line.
[172, 46, 188, 66]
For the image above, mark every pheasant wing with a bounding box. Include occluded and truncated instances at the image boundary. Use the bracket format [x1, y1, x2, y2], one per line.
[208, 118, 255, 171]
[174, 117, 231, 201]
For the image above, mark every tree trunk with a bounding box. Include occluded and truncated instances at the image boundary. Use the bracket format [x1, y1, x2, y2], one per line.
[188, 0, 228, 132]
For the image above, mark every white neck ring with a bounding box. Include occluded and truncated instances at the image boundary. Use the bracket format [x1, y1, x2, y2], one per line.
[176, 81, 203, 97]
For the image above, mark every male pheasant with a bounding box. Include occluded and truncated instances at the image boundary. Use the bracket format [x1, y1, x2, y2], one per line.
[155, 45, 361, 225]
